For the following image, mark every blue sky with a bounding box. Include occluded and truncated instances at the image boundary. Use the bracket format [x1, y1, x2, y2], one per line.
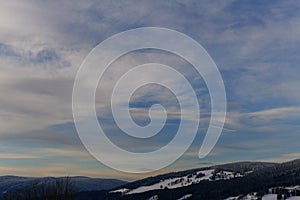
[0, 0, 300, 180]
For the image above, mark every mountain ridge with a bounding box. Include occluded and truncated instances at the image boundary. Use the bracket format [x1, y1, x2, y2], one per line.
[0, 175, 127, 199]
[75, 159, 300, 200]
[2, 159, 300, 199]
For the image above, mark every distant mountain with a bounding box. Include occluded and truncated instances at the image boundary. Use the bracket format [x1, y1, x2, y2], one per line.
[75, 159, 300, 200]
[0, 176, 126, 199]
[213, 161, 277, 172]
[3, 159, 300, 199]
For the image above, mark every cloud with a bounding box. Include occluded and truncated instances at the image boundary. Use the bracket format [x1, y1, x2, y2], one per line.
[0, 154, 37, 159]
[0, 72, 74, 134]
[258, 152, 300, 163]
[0, 43, 19, 57]
[247, 107, 300, 122]
[0, 0, 300, 177]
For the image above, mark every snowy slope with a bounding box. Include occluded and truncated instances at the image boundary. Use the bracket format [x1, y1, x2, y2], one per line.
[112, 168, 248, 195]
[225, 186, 300, 200]
[126, 169, 213, 194]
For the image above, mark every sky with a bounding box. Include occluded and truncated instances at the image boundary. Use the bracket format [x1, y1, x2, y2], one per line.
[0, 0, 300, 180]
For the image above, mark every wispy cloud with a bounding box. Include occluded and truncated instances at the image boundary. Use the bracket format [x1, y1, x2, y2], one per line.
[0, 0, 300, 177]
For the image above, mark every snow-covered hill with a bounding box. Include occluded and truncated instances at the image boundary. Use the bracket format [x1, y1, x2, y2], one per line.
[226, 186, 300, 200]
[4, 159, 300, 200]
[111, 168, 250, 195]
[72, 159, 300, 200]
